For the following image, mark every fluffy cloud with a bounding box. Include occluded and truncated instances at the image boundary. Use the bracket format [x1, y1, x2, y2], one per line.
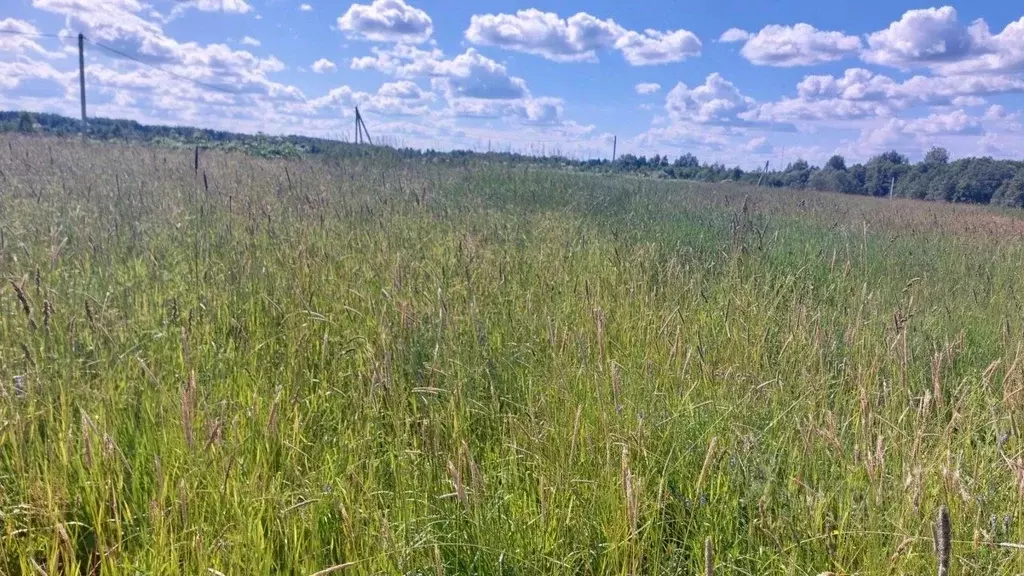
[300, 3, 312, 10]
[718, 28, 751, 43]
[616, 29, 702, 65]
[464, 9, 699, 65]
[0, 18, 66, 58]
[308, 80, 436, 116]
[429, 49, 528, 99]
[742, 136, 772, 153]
[312, 58, 337, 73]
[635, 82, 661, 95]
[353, 45, 528, 99]
[337, 0, 433, 44]
[900, 110, 983, 136]
[747, 66, 1024, 123]
[29, 0, 303, 106]
[168, 0, 252, 17]
[863, 7, 1024, 76]
[241, 36, 260, 46]
[189, 0, 251, 12]
[797, 68, 1024, 106]
[747, 97, 894, 122]
[446, 96, 563, 125]
[862, 7, 977, 69]
[465, 10, 623, 63]
[0, 60, 70, 92]
[665, 73, 755, 124]
[737, 23, 861, 67]
[349, 43, 564, 124]
[376, 80, 429, 99]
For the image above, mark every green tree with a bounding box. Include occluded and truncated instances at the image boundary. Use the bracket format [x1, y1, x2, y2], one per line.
[864, 151, 910, 196]
[993, 169, 1024, 206]
[809, 168, 857, 193]
[825, 154, 847, 171]
[924, 147, 950, 165]
[17, 112, 34, 133]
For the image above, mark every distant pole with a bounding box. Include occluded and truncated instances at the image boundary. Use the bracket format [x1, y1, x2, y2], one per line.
[78, 33, 87, 130]
[612, 135, 617, 162]
[358, 110, 373, 146]
[354, 107, 361, 144]
[890, 176, 895, 197]
[756, 160, 769, 187]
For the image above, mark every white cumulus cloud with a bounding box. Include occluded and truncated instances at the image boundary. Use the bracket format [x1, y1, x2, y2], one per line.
[718, 28, 751, 43]
[862, 7, 977, 69]
[312, 58, 337, 73]
[738, 23, 861, 67]
[337, 0, 433, 43]
[464, 9, 700, 65]
[665, 73, 756, 124]
[635, 82, 661, 95]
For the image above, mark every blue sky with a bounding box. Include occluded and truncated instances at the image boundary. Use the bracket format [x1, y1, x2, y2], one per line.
[2, 0, 1024, 167]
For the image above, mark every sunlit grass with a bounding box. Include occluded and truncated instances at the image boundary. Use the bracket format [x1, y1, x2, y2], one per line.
[2, 135, 1024, 574]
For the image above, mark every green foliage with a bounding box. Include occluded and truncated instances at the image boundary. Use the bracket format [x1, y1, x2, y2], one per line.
[925, 146, 950, 165]
[808, 167, 857, 193]
[864, 150, 910, 196]
[993, 170, 1024, 206]
[825, 154, 846, 171]
[16, 112, 34, 134]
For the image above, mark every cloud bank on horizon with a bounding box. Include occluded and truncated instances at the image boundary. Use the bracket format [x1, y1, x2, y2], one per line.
[1, 0, 1023, 166]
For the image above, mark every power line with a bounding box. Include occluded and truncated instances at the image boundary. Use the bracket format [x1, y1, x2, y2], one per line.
[0, 29, 64, 39]
[84, 37, 241, 96]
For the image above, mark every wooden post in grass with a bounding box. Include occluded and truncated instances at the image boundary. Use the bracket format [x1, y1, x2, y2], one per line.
[756, 160, 770, 187]
[935, 505, 950, 576]
[78, 33, 87, 131]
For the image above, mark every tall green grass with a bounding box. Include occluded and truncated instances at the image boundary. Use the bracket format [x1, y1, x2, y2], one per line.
[2, 135, 1024, 574]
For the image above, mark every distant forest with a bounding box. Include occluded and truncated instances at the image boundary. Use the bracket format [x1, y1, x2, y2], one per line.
[5, 110, 1024, 207]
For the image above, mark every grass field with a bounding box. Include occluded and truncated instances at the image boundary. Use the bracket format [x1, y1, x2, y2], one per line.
[3, 135, 1024, 574]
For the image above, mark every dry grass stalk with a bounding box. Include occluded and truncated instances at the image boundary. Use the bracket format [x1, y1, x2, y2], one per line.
[81, 412, 94, 468]
[621, 444, 638, 534]
[433, 544, 444, 576]
[182, 368, 196, 449]
[569, 404, 582, 464]
[11, 280, 33, 326]
[611, 361, 623, 414]
[308, 562, 358, 576]
[594, 308, 606, 368]
[704, 536, 714, 576]
[696, 437, 718, 496]
[447, 459, 468, 511]
[267, 386, 282, 437]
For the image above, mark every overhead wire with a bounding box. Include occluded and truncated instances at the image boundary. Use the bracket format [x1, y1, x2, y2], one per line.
[84, 37, 241, 96]
[0, 29, 64, 39]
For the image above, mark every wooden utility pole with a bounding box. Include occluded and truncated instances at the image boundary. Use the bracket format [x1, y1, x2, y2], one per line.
[78, 33, 87, 130]
[354, 107, 361, 144]
[354, 107, 373, 145]
[756, 160, 770, 187]
[612, 135, 617, 162]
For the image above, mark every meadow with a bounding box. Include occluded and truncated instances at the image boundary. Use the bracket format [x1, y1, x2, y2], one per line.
[2, 134, 1024, 574]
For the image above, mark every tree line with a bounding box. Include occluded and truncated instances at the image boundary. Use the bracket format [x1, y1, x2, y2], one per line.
[5, 110, 1024, 206]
